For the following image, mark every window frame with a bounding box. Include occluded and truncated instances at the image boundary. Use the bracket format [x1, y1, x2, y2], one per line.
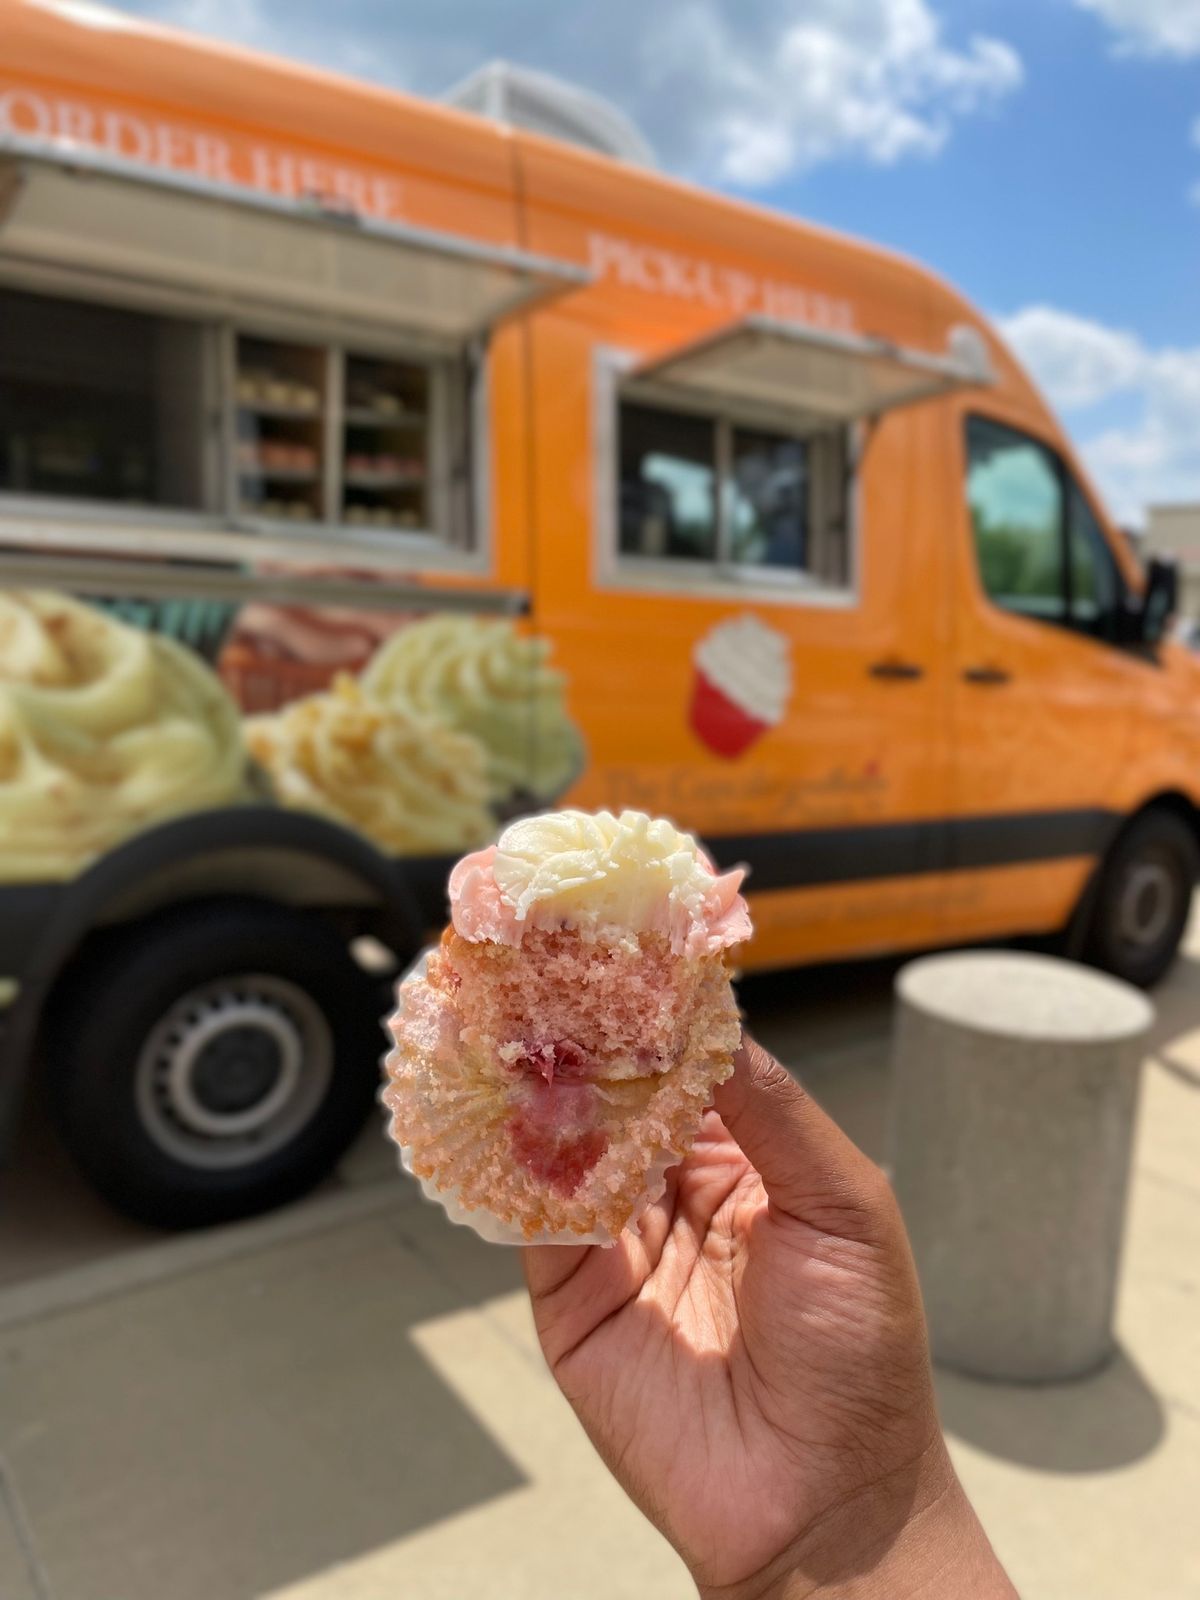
[963, 411, 1130, 645]
[0, 274, 491, 573]
[1066, 475, 1125, 644]
[596, 346, 859, 607]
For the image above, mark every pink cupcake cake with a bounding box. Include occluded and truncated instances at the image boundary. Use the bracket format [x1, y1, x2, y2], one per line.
[690, 614, 791, 759]
[382, 809, 750, 1243]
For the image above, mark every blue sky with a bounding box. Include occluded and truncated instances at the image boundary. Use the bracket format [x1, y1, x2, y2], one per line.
[104, 0, 1200, 525]
[782, 0, 1200, 345]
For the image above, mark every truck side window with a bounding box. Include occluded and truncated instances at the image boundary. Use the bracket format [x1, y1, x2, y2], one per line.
[967, 416, 1128, 643]
[620, 403, 717, 561]
[966, 417, 1066, 623]
[1068, 481, 1122, 641]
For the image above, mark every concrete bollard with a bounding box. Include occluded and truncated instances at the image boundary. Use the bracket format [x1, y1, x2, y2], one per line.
[888, 950, 1153, 1383]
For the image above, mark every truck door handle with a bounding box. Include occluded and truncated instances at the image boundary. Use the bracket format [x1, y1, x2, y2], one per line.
[869, 658, 924, 681]
[962, 664, 1012, 686]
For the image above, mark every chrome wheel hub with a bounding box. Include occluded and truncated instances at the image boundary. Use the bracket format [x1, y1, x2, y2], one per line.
[1116, 859, 1175, 952]
[135, 975, 332, 1170]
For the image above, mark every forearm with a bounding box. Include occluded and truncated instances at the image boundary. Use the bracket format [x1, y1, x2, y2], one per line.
[696, 1445, 1017, 1600]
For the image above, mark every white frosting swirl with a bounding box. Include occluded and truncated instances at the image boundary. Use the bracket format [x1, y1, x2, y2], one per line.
[694, 615, 790, 725]
[493, 810, 716, 924]
[448, 808, 751, 956]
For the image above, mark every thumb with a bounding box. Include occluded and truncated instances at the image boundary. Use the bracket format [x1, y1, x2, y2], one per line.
[713, 1032, 892, 1240]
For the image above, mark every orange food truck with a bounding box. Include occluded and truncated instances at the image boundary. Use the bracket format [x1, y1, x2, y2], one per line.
[0, 0, 1192, 1226]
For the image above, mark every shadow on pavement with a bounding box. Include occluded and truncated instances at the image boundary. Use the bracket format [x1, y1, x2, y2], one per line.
[0, 1088, 156, 1292]
[0, 1204, 527, 1600]
[738, 957, 901, 1164]
[1154, 1050, 1200, 1089]
[1137, 947, 1200, 1088]
[937, 1346, 1165, 1473]
[737, 956, 902, 1046]
[1135, 946, 1200, 1052]
[391, 1195, 527, 1307]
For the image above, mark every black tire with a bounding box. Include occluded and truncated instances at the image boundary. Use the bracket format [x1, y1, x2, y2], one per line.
[45, 899, 389, 1229]
[1081, 808, 1198, 988]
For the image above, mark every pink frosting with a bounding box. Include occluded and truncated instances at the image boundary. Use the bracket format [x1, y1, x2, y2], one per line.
[448, 843, 751, 958]
[448, 845, 510, 940]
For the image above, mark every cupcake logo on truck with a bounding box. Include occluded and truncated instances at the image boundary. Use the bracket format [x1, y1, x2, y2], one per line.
[690, 615, 791, 759]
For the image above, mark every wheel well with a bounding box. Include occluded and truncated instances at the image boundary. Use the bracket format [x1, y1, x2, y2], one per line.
[3, 810, 427, 1148]
[1063, 791, 1200, 954]
[92, 845, 387, 929]
[1113, 792, 1200, 858]
[48, 888, 360, 984]
[29, 808, 424, 1004]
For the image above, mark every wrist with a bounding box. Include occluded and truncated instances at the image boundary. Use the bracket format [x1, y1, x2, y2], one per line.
[697, 1442, 1016, 1600]
[795, 1466, 1014, 1600]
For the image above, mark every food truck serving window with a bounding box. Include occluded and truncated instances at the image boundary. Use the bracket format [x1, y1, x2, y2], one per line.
[0, 286, 468, 543]
[0, 138, 588, 551]
[610, 313, 992, 595]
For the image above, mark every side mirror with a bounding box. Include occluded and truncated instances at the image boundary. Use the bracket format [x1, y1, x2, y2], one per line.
[1140, 556, 1179, 646]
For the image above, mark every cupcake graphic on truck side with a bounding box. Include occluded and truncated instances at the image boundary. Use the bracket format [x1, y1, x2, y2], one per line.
[690, 615, 792, 759]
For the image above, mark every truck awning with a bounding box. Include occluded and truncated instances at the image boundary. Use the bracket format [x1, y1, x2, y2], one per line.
[633, 315, 993, 426]
[0, 135, 589, 340]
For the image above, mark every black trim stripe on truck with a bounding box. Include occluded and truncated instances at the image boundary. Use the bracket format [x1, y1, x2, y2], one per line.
[0, 808, 1122, 965]
[706, 808, 1120, 892]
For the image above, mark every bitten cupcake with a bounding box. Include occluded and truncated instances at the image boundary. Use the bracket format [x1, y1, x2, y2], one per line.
[690, 614, 791, 759]
[382, 809, 750, 1244]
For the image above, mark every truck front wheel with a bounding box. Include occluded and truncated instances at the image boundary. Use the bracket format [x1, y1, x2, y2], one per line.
[1081, 808, 1198, 989]
[46, 900, 390, 1229]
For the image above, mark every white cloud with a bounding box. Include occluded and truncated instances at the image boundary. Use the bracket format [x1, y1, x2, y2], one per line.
[640, 0, 1022, 184]
[998, 306, 1144, 409]
[1073, 0, 1200, 59]
[109, 0, 1022, 187]
[999, 305, 1200, 525]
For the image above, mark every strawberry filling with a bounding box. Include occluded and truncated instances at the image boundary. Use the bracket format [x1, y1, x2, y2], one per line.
[509, 1037, 589, 1085]
[505, 1077, 608, 1197]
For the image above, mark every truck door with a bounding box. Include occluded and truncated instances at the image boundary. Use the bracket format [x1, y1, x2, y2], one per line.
[948, 411, 1139, 942]
[712, 407, 957, 968]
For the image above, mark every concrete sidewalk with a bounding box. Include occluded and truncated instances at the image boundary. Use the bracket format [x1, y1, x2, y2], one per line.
[0, 940, 1197, 1599]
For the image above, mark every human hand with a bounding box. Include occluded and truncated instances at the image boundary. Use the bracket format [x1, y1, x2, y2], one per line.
[523, 1035, 1016, 1599]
